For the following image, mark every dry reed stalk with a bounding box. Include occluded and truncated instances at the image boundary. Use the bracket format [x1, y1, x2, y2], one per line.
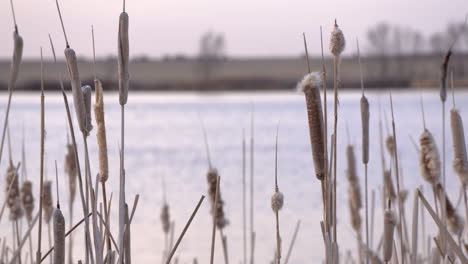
[0, 0, 23, 170]
[298, 72, 325, 180]
[416, 189, 467, 263]
[209, 176, 220, 264]
[389, 93, 405, 264]
[329, 19, 345, 244]
[435, 185, 464, 237]
[271, 129, 284, 264]
[36, 48, 46, 264]
[249, 109, 255, 264]
[9, 212, 39, 264]
[283, 220, 300, 264]
[165, 196, 205, 264]
[410, 192, 419, 264]
[242, 130, 246, 264]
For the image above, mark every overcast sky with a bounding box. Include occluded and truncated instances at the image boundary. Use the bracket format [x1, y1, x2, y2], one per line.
[0, 0, 466, 59]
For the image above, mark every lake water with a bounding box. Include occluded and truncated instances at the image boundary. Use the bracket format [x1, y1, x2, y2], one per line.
[0, 90, 467, 263]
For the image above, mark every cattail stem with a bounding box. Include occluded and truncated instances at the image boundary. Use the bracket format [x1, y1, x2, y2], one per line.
[332, 55, 338, 243]
[242, 130, 246, 264]
[283, 220, 301, 264]
[118, 105, 126, 264]
[219, 229, 229, 264]
[249, 109, 255, 264]
[165, 196, 205, 264]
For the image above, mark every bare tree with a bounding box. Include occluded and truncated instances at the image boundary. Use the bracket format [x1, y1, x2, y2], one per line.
[196, 31, 226, 86]
[367, 23, 391, 78]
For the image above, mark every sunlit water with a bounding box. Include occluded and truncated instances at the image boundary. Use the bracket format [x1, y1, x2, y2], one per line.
[0, 90, 467, 263]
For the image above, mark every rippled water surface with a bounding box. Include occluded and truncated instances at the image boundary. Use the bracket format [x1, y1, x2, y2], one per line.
[0, 90, 467, 263]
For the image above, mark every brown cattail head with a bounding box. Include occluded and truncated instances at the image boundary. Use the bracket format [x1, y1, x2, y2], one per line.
[43, 181, 54, 224]
[53, 208, 66, 264]
[5, 163, 20, 211]
[384, 170, 396, 201]
[9, 196, 23, 221]
[271, 191, 284, 212]
[361, 95, 370, 164]
[297, 72, 325, 180]
[385, 136, 395, 157]
[9, 31, 24, 92]
[206, 168, 229, 229]
[329, 22, 346, 56]
[64, 143, 77, 202]
[21, 180, 34, 222]
[346, 145, 362, 209]
[383, 209, 396, 262]
[419, 129, 441, 185]
[81, 85, 93, 135]
[450, 108, 468, 185]
[94, 79, 109, 182]
[348, 197, 361, 232]
[118, 12, 130, 105]
[437, 184, 464, 236]
[160, 203, 170, 233]
[64, 48, 87, 136]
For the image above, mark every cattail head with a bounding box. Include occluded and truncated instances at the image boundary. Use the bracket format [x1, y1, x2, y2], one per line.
[437, 184, 464, 236]
[385, 136, 395, 157]
[118, 12, 130, 105]
[360, 95, 370, 164]
[206, 168, 229, 229]
[298, 72, 325, 180]
[43, 181, 54, 224]
[346, 145, 362, 210]
[94, 79, 109, 183]
[329, 22, 346, 56]
[5, 163, 20, 211]
[348, 197, 361, 232]
[9, 196, 23, 221]
[53, 208, 66, 264]
[419, 129, 441, 185]
[81, 85, 93, 135]
[450, 108, 468, 185]
[160, 203, 170, 233]
[64, 48, 87, 136]
[384, 170, 396, 201]
[9, 31, 24, 91]
[64, 143, 77, 202]
[21, 180, 34, 222]
[383, 208, 396, 262]
[271, 191, 284, 212]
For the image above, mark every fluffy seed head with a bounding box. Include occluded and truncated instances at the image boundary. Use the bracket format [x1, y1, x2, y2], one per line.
[329, 22, 346, 56]
[271, 191, 284, 212]
[206, 168, 229, 229]
[5, 164, 20, 210]
[438, 184, 465, 237]
[21, 180, 34, 222]
[64, 143, 77, 202]
[160, 203, 170, 233]
[43, 181, 54, 224]
[450, 108, 468, 184]
[298, 72, 325, 180]
[94, 79, 109, 182]
[419, 129, 441, 185]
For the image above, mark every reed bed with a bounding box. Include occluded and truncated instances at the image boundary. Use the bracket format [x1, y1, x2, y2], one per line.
[2, 4, 468, 264]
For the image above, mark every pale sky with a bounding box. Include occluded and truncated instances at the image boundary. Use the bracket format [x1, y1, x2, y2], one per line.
[0, 0, 466, 59]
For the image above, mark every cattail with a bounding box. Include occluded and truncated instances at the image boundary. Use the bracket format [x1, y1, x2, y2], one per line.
[53, 208, 65, 264]
[437, 184, 464, 236]
[94, 79, 109, 182]
[9, 31, 23, 91]
[346, 145, 362, 209]
[348, 197, 361, 232]
[271, 191, 284, 212]
[385, 136, 395, 157]
[20, 180, 34, 222]
[64, 48, 87, 136]
[297, 72, 325, 180]
[329, 22, 345, 56]
[383, 170, 396, 201]
[450, 108, 468, 184]
[160, 203, 170, 233]
[81, 85, 93, 134]
[419, 129, 441, 185]
[64, 143, 77, 202]
[9, 195, 23, 221]
[206, 168, 228, 229]
[5, 163, 20, 211]
[118, 11, 130, 105]
[382, 208, 396, 262]
[361, 96, 370, 164]
[43, 181, 54, 224]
